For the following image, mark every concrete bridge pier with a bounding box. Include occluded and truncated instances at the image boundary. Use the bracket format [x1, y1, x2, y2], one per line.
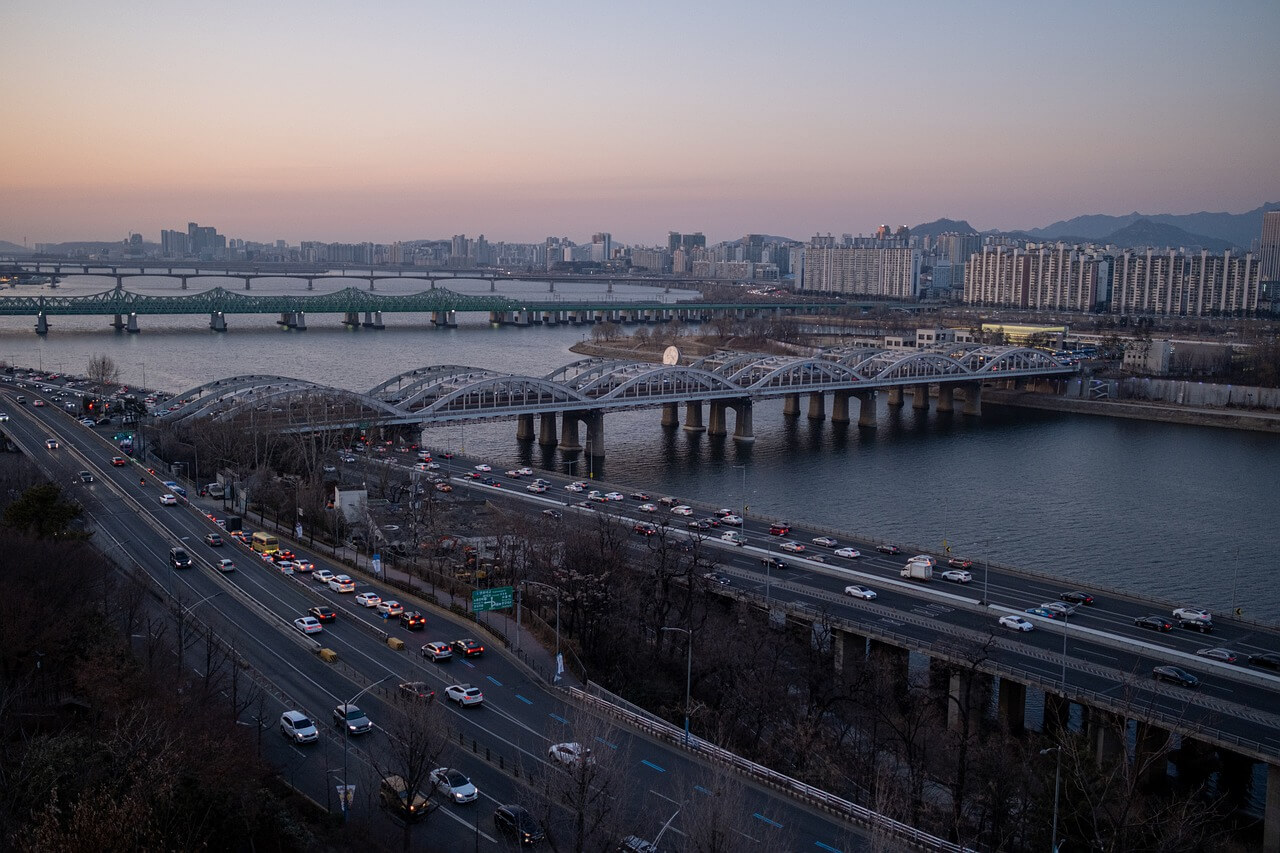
[179, 275, 189, 290]
[855, 391, 878, 426]
[362, 311, 384, 329]
[548, 281, 555, 293]
[112, 313, 126, 331]
[887, 386, 904, 407]
[489, 311, 502, 325]
[782, 394, 800, 418]
[35, 312, 49, 335]
[1219, 750, 1256, 813]
[1090, 711, 1125, 766]
[490, 280, 497, 292]
[732, 400, 754, 442]
[997, 679, 1027, 734]
[1265, 762, 1280, 853]
[661, 403, 679, 428]
[241, 276, 251, 290]
[963, 382, 983, 416]
[584, 410, 605, 459]
[366, 276, 375, 290]
[912, 384, 930, 410]
[343, 311, 360, 328]
[708, 401, 728, 436]
[559, 412, 582, 450]
[293, 311, 307, 330]
[210, 312, 227, 332]
[305, 277, 314, 290]
[683, 401, 705, 433]
[947, 670, 993, 733]
[516, 414, 534, 442]
[1135, 721, 1171, 788]
[831, 390, 851, 424]
[868, 640, 910, 698]
[808, 392, 826, 421]
[126, 313, 139, 334]
[1044, 693, 1070, 733]
[538, 413, 558, 447]
[936, 384, 955, 412]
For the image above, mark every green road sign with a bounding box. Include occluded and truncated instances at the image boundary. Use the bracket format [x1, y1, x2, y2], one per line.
[472, 586, 514, 613]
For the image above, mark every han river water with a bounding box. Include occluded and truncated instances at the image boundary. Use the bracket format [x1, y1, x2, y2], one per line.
[3, 273, 1276, 622]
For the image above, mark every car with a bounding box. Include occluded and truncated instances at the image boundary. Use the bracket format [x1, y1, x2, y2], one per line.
[505, 469, 522, 478]
[1152, 665, 1200, 688]
[159, 493, 178, 505]
[999, 615, 1035, 632]
[380, 774, 432, 821]
[440, 451, 454, 458]
[686, 519, 712, 531]
[1252, 652, 1280, 670]
[434, 482, 453, 492]
[526, 483, 548, 493]
[876, 544, 900, 555]
[1060, 591, 1095, 605]
[1173, 607, 1212, 623]
[834, 547, 861, 559]
[275, 561, 296, 575]
[333, 703, 373, 734]
[77, 470, 94, 483]
[947, 557, 973, 569]
[1135, 615, 1173, 632]
[204, 532, 223, 546]
[604, 492, 625, 501]
[422, 641, 453, 661]
[494, 804, 545, 845]
[637, 503, 658, 513]
[430, 767, 479, 802]
[33, 400, 45, 407]
[339, 453, 356, 463]
[111, 456, 127, 466]
[444, 684, 484, 706]
[670, 505, 694, 516]
[1196, 647, 1248, 665]
[778, 541, 805, 554]
[0, 413, 7, 421]
[44, 438, 59, 449]
[294, 616, 323, 635]
[812, 536, 838, 548]
[548, 742, 595, 767]
[517, 467, 534, 476]
[400, 610, 426, 630]
[564, 482, 585, 492]
[768, 523, 791, 536]
[313, 569, 335, 584]
[279, 710, 319, 744]
[720, 531, 745, 546]
[452, 638, 485, 657]
[355, 592, 382, 608]
[322, 464, 336, 473]
[844, 585, 877, 600]
[215, 558, 235, 573]
[630, 492, 651, 501]
[541, 509, 562, 520]
[657, 496, 680, 506]
[309, 605, 337, 623]
[762, 556, 789, 572]
[1025, 606, 1058, 619]
[703, 571, 731, 585]
[398, 681, 435, 702]
[940, 570, 973, 583]
[292, 558, 314, 573]
[376, 600, 405, 618]
[1040, 601, 1077, 617]
[718, 514, 742, 526]
[633, 521, 658, 536]
[473, 464, 491, 472]
[329, 574, 356, 593]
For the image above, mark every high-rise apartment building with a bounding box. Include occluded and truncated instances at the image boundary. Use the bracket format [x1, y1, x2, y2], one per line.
[1111, 248, 1259, 316]
[800, 242, 920, 298]
[667, 231, 706, 255]
[1261, 211, 1280, 281]
[965, 245, 1105, 311]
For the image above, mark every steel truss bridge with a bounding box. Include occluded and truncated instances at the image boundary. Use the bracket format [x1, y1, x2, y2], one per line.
[155, 345, 1076, 452]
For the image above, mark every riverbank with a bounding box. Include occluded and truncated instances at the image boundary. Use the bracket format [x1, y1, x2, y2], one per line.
[983, 389, 1280, 433]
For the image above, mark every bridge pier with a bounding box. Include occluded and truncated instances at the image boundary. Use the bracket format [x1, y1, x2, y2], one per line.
[241, 276, 251, 290]
[683, 401, 705, 433]
[343, 311, 360, 328]
[584, 410, 605, 459]
[661, 403, 679, 428]
[855, 391, 878, 426]
[548, 281, 555, 293]
[35, 312, 49, 335]
[936, 384, 955, 412]
[1090, 711, 1125, 766]
[179, 275, 189, 290]
[489, 311, 502, 325]
[538, 413, 558, 447]
[126, 313, 139, 334]
[490, 280, 497, 292]
[112, 313, 125, 331]
[362, 311, 384, 329]
[516, 414, 534, 442]
[305, 277, 314, 290]
[432, 310, 457, 328]
[831, 390, 851, 424]
[912, 384, 930, 411]
[1135, 721, 1171, 788]
[1044, 693, 1070, 734]
[210, 312, 227, 332]
[887, 385, 904, 407]
[708, 401, 728, 436]
[997, 679, 1026, 734]
[963, 382, 982, 416]
[868, 640, 910, 699]
[1266, 762, 1280, 853]
[947, 670, 992, 733]
[807, 392, 825, 421]
[559, 412, 582, 450]
[732, 400, 754, 442]
[293, 312, 306, 330]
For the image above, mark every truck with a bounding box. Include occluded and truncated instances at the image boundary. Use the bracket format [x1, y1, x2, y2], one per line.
[900, 558, 933, 581]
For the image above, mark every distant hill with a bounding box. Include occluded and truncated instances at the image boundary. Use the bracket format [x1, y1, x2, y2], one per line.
[1101, 219, 1235, 252]
[910, 218, 979, 239]
[0, 240, 33, 256]
[1027, 202, 1280, 249]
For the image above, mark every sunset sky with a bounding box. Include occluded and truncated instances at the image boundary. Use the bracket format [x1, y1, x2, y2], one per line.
[3, 0, 1278, 246]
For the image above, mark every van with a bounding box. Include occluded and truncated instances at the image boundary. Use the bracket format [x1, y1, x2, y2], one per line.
[250, 532, 280, 555]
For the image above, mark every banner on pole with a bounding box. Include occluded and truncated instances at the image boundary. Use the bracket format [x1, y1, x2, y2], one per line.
[372, 553, 382, 575]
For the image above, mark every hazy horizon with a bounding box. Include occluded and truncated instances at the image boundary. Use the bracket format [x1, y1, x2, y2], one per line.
[4, 0, 1278, 246]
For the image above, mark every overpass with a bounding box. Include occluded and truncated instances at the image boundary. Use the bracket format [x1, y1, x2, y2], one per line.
[155, 344, 1077, 456]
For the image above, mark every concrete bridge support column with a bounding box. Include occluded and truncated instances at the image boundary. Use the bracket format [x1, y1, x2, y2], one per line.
[35, 312, 49, 335]
[732, 400, 754, 442]
[180, 275, 189, 290]
[1265, 762, 1280, 853]
[948, 671, 992, 733]
[489, 311, 502, 325]
[490, 280, 497, 292]
[305, 277, 314, 290]
[1135, 721, 1171, 788]
[343, 312, 360, 328]
[559, 412, 582, 450]
[548, 281, 555, 293]
[963, 382, 983, 416]
[831, 390, 851, 423]
[1090, 711, 1125, 766]
[936, 384, 955, 412]
[1044, 693, 1070, 734]
[584, 410, 605, 459]
[807, 392, 826, 421]
[997, 679, 1027, 734]
[868, 640, 910, 699]
[855, 391, 878, 426]
[661, 403, 679, 428]
[279, 312, 292, 328]
[126, 313, 139, 334]
[683, 401, 705, 433]
[364, 311, 384, 329]
[782, 394, 800, 418]
[112, 313, 125, 331]
[241, 276, 251, 290]
[210, 312, 227, 332]
[887, 386, 904, 407]
[1219, 750, 1255, 812]
[516, 414, 534, 442]
[538, 413, 558, 447]
[707, 401, 728, 436]
[293, 312, 306, 330]
[912, 384, 930, 410]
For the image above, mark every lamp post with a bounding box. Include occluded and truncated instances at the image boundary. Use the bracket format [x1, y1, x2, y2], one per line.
[340, 674, 394, 822]
[732, 464, 747, 524]
[1042, 609, 1070, 853]
[660, 626, 692, 746]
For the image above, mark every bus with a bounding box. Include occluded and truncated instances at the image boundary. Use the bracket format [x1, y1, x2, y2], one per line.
[250, 532, 280, 555]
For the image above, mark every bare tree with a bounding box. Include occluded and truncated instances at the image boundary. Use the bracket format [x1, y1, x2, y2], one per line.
[86, 354, 120, 386]
[535, 709, 632, 853]
[372, 692, 450, 852]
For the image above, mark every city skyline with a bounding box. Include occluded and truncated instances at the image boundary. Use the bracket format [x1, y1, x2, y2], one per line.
[3, 0, 1278, 245]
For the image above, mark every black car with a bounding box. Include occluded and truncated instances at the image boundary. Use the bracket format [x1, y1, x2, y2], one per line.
[77, 470, 94, 483]
[1152, 665, 1199, 688]
[309, 605, 337, 623]
[1178, 618, 1214, 633]
[169, 547, 192, 570]
[400, 610, 426, 630]
[762, 556, 790, 572]
[703, 572, 731, 586]
[398, 681, 435, 702]
[1135, 615, 1173, 632]
[630, 492, 650, 501]
[1251, 652, 1280, 671]
[452, 638, 485, 657]
[1060, 591, 1095, 605]
[876, 544, 900, 555]
[494, 804, 545, 846]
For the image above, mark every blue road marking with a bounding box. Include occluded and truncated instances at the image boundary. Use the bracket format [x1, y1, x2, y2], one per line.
[815, 843, 842, 853]
[486, 675, 503, 687]
[694, 785, 714, 795]
[594, 736, 617, 749]
[549, 713, 568, 724]
[752, 813, 783, 828]
[640, 760, 666, 773]
[461, 660, 476, 668]
[515, 694, 533, 705]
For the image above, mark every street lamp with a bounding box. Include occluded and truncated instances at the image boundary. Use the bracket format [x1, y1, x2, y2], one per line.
[732, 464, 747, 524]
[340, 674, 394, 822]
[515, 580, 562, 681]
[660, 626, 693, 746]
[1040, 746, 1063, 853]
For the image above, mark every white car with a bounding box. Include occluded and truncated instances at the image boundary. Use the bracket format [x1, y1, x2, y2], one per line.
[505, 469, 523, 478]
[999, 615, 1035, 632]
[548, 742, 595, 767]
[834, 547, 861, 559]
[604, 492, 625, 501]
[216, 558, 236, 573]
[779, 541, 805, 553]
[159, 493, 178, 506]
[0, 413, 8, 421]
[1173, 607, 1212, 623]
[276, 561, 296, 575]
[329, 574, 356, 593]
[355, 592, 382, 608]
[637, 503, 658, 513]
[313, 569, 335, 584]
[414, 462, 431, 472]
[430, 768, 478, 803]
[376, 600, 404, 617]
[670, 505, 694, 516]
[1040, 601, 1077, 617]
[564, 482, 585, 492]
[473, 464, 491, 472]
[940, 569, 972, 583]
[294, 616, 323, 635]
[517, 467, 534, 476]
[719, 514, 743, 526]
[812, 536, 838, 548]
[526, 483, 548, 493]
[844, 585, 876, 600]
[339, 454, 356, 463]
[292, 559, 314, 573]
[444, 684, 484, 706]
[721, 531, 746, 546]
[422, 641, 453, 661]
[279, 710, 318, 744]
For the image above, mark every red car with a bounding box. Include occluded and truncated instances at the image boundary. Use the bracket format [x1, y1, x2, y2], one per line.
[111, 456, 128, 466]
[948, 558, 973, 569]
[768, 524, 791, 536]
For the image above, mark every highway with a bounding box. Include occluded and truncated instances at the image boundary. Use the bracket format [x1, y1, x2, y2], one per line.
[0, 381, 881, 852]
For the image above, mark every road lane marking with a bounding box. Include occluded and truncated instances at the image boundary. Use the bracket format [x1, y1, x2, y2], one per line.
[641, 760, 666, 772]
[486, 675, 503, 686]
[549, 713, 568, 724]
[694, 785, 715, 795]
[594, 736, 617, 749]
[815, 843, 843, 852]
[515, 694, 533, 705]
[752, 813, 783, 828]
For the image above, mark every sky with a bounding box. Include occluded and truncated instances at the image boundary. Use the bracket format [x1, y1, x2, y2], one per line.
[2, 0, 1278, 246]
